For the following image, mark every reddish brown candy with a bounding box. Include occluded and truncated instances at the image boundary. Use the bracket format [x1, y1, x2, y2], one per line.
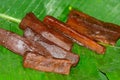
[24, 52, 72, 75]
[67, 10, 120, 45]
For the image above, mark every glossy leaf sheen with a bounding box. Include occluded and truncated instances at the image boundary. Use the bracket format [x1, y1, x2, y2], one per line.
[0, 0, 120, 80]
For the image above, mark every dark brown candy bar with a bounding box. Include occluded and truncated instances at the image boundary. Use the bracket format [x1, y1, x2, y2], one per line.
[20, 13, 73, 51]
[66, 10, 120, 45]
[24, 28, 79, 66]
[0, 28, 51, 56]
[43, 16, 105, 54]
[23, 52, 72, 75]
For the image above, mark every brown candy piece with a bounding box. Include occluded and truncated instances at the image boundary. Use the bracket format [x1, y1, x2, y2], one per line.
[66, 10, 120, 45]
[23, 52, 72, 75]
[0, 28, 31, 55]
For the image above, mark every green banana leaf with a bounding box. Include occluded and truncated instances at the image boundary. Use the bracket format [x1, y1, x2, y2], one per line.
[0, 0, 120, 80]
